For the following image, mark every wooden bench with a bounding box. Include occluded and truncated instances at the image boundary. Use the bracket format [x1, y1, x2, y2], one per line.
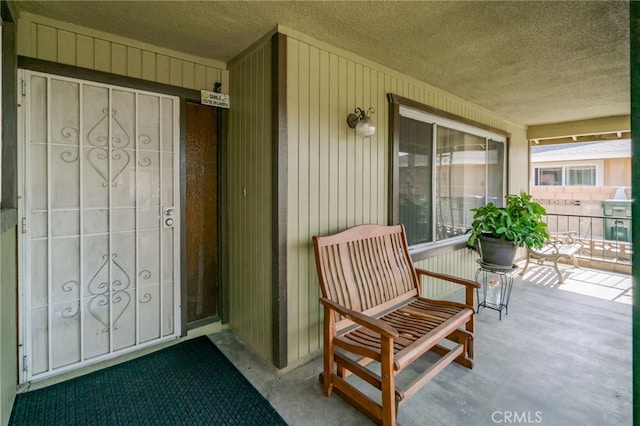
[312, 224, 479, 425]
[520, 232, 582, 283]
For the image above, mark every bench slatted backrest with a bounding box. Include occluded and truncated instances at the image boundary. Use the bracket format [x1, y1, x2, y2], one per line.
[313, 224, 420, 320]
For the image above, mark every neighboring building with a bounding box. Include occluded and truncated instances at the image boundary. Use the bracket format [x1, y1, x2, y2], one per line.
[532, 139, 630, 187]
[530, 139, 632, 254]
[531, 139, 631, 216]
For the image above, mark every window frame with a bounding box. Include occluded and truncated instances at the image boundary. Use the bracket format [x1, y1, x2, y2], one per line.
[534, 166, 563, 186]
[532, 160, 603, 187]
[565, 165, 596, 186]
[388, 94, 510, 261]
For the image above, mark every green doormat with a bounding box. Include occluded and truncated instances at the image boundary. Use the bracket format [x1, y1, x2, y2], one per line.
[10, 336, 288, 425]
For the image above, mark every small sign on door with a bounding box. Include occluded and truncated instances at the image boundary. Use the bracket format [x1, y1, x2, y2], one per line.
[201, 90, 230, 108]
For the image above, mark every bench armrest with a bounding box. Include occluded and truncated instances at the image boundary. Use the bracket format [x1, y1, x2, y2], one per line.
[320, 297, 400, 339]
[415, 268, 480, 289]
[415, 268, 479, 307]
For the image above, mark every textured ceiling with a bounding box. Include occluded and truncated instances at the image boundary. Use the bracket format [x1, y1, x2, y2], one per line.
[13, 0, 630, 126]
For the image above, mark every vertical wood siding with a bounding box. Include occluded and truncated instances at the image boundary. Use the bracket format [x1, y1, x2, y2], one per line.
[227, 40, 273, 362]
[286, 34, 528, 364]
[508, 138, 531, 193]
[17, 12, 532, 368]
[17, 13, 227, 92]
[0, 227, 18, 426]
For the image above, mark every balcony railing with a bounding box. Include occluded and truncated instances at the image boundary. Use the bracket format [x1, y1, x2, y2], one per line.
[543, 213, 632, 271]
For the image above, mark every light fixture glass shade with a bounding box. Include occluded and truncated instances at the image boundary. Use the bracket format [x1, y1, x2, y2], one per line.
[355, 116, 376, 137]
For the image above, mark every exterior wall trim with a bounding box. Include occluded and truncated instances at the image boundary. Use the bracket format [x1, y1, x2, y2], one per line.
[272, 32, 288, 369]
[528, 115, 631, 142]
[388, 93, 511, 138]
[2, 19, 17, 214]
[18, 56, 201, 100]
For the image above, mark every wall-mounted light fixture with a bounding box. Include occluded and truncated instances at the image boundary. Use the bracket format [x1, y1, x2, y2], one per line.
[347, 107, 376, 137]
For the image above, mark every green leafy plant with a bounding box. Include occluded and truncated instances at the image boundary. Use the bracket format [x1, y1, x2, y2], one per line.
[466, 191, 550, 249]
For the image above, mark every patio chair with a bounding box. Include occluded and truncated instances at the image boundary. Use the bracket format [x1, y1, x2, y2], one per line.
[521, 232, 582, 283]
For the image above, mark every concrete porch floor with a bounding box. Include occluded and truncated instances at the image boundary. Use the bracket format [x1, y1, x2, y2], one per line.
[210, 263, 632, 426]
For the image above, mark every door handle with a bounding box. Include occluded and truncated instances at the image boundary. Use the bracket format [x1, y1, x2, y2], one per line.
[163, 206, 175, 227]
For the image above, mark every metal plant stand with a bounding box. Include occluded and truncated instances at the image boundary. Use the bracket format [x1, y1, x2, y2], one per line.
[474, 259, 518, 320]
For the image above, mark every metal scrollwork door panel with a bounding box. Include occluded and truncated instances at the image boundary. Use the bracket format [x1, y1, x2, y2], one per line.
[19, 71, 180, 382]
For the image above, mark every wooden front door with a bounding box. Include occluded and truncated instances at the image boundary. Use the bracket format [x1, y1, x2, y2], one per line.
[186, 102, 218, 323]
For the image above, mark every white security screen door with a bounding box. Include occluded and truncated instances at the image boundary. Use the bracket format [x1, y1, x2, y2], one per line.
[18, 70, 181, 382]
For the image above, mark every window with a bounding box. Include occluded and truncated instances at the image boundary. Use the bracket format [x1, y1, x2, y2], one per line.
[389, 95, 508, 252]
[534, 165, 597, 186]
[535, 167, 562, 186]
[565, 165, 596, 186]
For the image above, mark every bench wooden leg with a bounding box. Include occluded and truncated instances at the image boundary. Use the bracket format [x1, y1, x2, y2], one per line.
[380, 336, 397, 426]
[465, 316, 475, 366]
[440, 328, 474, 369]
[323, 306, 335, 397]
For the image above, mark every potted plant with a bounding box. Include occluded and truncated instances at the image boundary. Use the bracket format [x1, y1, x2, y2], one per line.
[466, 191, 549, 267]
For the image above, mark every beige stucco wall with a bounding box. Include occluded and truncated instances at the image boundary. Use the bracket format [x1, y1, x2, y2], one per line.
[532, 185, 632, 209]
[604, 157, 631, 186]
[531, 185, 632, 239]
[283, 27, 529, 366]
